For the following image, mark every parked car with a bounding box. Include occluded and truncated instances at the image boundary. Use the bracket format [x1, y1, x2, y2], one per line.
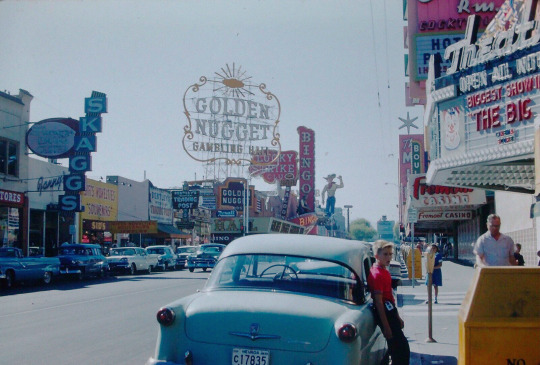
[147, 234, 388, 365]
[175, 245, 198, 270]
[187, 243, 226, 272]
[0, 247, 60, 288]
[146, 245, 176, 271]
[107, 247, 153, 275]
[28, 246, 44, 257]
[57, 243, 110, 280]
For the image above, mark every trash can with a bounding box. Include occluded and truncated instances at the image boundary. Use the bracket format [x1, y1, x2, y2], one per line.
[458, 267, 540, 364]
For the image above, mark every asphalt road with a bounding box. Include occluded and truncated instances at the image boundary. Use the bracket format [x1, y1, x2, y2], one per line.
[0, 269, 210, 365]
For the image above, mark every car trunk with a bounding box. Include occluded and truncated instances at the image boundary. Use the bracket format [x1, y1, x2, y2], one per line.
[184, 290, 348, 352]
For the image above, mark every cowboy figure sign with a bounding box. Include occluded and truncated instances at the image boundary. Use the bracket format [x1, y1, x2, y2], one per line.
[322, 174, 344, 217]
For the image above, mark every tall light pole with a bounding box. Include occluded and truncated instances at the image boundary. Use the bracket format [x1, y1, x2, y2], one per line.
[344, 205, 353, 233]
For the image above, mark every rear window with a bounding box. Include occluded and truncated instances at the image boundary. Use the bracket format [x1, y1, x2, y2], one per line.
[206, 254, 363, 303]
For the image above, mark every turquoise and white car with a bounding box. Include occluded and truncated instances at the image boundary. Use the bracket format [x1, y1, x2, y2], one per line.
[147, 234, 388, 365]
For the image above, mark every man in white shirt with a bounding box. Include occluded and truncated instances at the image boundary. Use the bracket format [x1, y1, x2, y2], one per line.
[474, 214, 515, 266]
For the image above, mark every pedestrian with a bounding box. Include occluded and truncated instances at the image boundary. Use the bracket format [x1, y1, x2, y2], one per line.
[473, 214, 516, 266]
[514, 243, 525, 266]
[368, 240, 410, 365]
[425, 244, 442, 304]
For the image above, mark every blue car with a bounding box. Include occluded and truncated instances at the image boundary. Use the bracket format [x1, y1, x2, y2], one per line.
[0, 247, 60, 288]
[57, 243, 110, 280]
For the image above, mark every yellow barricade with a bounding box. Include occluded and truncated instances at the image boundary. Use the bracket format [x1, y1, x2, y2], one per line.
[458, 267, 540, 364]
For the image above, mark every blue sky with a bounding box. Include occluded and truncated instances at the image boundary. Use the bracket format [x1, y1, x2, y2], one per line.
[1, 0, 423, 225]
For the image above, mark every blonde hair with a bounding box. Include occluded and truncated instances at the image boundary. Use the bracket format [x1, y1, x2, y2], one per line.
[372, 240, 394, 255]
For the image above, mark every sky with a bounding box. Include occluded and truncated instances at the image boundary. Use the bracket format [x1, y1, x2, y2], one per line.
[1, 0, 423, 225]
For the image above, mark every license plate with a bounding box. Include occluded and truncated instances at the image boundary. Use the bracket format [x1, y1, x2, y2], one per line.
[232, 348, 270, 365]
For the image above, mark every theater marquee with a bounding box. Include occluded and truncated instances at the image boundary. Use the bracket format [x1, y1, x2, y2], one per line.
[182, 64, 281, 167]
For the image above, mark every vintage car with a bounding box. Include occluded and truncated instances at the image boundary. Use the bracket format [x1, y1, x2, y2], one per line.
[175, 246, 198, 270]
[187, 243, 226, 272]
[57, 243, 110, 279]
[147, 234, 388, 365]
[0, 247, 60, 288]
[107, 247, 154, 274]
[146, 245, 177, 271]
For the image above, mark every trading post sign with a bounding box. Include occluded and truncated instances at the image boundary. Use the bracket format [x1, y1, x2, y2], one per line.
[182, 64, 281, 167]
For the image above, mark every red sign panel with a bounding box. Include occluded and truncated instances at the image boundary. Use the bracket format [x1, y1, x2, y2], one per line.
[297, 127, 315, 211]
[250, 150, 298, 184]
[0, 189, 24, 207]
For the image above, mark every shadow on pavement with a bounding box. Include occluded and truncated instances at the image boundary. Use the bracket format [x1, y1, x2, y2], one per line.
[410, 352, 457, 365]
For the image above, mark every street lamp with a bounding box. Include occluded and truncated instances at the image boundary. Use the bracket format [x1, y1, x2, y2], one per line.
[344, 205, 353, 233]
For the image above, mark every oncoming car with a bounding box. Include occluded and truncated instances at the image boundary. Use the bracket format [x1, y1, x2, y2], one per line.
[146, 234, 388, 365]
[187, 243, 226, 272]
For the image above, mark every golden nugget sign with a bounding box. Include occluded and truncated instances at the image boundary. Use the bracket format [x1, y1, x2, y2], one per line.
[182, 64, 281, 165]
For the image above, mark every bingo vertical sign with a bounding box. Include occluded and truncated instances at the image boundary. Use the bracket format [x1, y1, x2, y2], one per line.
[59, 91, 107, 213]
[297, 126, 315, 212]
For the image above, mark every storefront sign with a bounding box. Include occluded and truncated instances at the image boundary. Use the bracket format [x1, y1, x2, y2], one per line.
[26, 118, 79, 158]
[290, 213, 319, 235]
[109, 220, 158, 234]
[250, 150, 298, 185]
[210, 233, 237, 244]
[418, 210, 473, 221]
[80, 178, 118, 222]
[416, 0, 503, 33]
[217, 179, 253, 211]
[182, 64, 281, 167]
[172, 190, 200, 210]
[297, 126, 315, 211]
[58, 91, 107, 213]
[0, 189, 24, 207]
[82, 219, 110, 231]
[408, 174, 486, 207]
[149, 186, 173, 224]
[399, 135, 425, 206]
[445, 3, 540, 76]
[217, 210, 237, 218]
[37, 175, 64, 195]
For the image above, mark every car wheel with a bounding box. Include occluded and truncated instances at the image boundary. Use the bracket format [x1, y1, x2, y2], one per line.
[130, 263, 137, 275]
[77, 269, 85, 280]
[189, 268, 194, 272]
[99, 267, 107, 279]
[4, 270, 15, 288]
[43, 271, 53, 285]
[202, 268, 207, 272]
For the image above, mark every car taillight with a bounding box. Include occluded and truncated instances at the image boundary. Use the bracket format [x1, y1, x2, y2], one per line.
[337, 323, 357, 342]
[156, 307, 175, 326]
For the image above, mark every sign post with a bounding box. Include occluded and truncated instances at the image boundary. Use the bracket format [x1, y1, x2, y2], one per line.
[407, 206, 418, 288]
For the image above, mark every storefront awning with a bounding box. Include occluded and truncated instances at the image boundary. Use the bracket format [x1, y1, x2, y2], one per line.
[426, 141, 535, 194]
[157, 223, 191, 238]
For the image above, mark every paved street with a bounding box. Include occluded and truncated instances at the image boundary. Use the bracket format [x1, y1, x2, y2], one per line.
[397, 258, 475, 365]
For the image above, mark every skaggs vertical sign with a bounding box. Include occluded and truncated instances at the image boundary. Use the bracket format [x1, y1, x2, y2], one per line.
[60, 91, 107, 213]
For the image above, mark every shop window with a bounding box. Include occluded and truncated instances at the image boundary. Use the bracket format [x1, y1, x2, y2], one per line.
[0, 137, 19, 177]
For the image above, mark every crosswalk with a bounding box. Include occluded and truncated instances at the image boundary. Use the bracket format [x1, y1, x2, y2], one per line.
[400, 291, 467, 317]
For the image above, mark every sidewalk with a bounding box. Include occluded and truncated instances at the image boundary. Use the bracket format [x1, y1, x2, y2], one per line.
[396, 259, 476, 365]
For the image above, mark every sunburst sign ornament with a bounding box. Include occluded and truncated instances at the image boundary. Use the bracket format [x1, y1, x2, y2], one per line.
[398, 112, 419, 134]
[182, 64, 281, 169]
